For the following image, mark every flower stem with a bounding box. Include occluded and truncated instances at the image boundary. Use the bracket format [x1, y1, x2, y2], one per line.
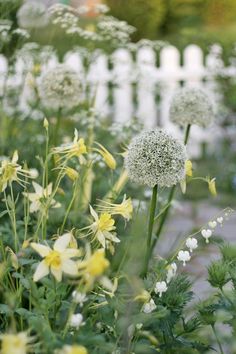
[211, 324, 225, 354]
[143, 184, 158, 276]
[151, 124, 191, 253]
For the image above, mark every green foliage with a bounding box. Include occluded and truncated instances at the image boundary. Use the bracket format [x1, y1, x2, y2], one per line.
[207, 260, 230, 289]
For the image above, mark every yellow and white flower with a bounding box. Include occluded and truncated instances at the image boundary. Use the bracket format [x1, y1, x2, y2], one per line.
[0, 332, 31, 354]
[31, 233, 80, 282]
[93, 142, 116, 170]
[97, 195, 133, 221]
[85, 206, 120, 248]
[56, 345, 88, 354]
[24, 182, 61, 213]
[52, 129, 87, 163]
[0, 151, 33, 192]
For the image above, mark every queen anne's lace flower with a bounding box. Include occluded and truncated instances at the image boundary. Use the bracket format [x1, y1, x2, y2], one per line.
[38, 65, 82, 110]
[169, 87, 214, 127]
[125, 129, 187, 187]
[17, 1, 49, 29]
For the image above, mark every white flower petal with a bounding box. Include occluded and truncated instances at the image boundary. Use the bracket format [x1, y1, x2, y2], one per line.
[97, 230, 106, 248]
[89, 205, 98, 221]
[54, 233, 71, 252]
[32, 182, 43, 195]
[62, 260, 78, 276]
[51, 267, 62, 282]
[31, 243, 51, 257]
[33, 260, 49, 281]
[63, 249, 80, 259]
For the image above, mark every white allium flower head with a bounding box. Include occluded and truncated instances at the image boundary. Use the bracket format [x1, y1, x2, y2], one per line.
[154, 281, 168, 297]
[125, 129, 187, 188]
[186, 237, 198, 252]
[17, 1, 49, 29]
[38, 64, 82, 110]
[169, 87, 214, 127]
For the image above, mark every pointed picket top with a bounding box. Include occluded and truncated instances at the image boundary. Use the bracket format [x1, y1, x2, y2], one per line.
[64, 51, 84, 74]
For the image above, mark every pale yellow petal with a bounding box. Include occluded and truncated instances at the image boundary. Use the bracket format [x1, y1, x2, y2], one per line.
[51, 267, 62, 282]
[62, 249, 81, 259]
[53, 233, 71, 252]
[62, 259, 78, 276]
[97, 230, 106, 248]
[31, 243, 51, 257]
[33, 260, 49, 281]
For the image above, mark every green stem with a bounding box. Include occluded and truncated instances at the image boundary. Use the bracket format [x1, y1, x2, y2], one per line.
[143, 185, 158, 276]
[151, 124, 191, 252]
[211, 324, 224, 354]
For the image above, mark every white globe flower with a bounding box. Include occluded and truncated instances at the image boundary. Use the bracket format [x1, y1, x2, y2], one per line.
[17, 1, 49, 29]
[38, 64, 82, 110]
[125, 129, 187, 188]
[142, 298, 156, 314]
[169, 87, 214, 127]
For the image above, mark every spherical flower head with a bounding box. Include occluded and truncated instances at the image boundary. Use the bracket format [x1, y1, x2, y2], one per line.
[38, 65, 82, 110]
[169, 87, 214, 128]
[17, 1, 49, 29]
[125, 129, 187, 188]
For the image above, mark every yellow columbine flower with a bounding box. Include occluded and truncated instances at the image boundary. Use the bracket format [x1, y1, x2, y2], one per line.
[57, 344, 88, 354]
[208, 177, 217, 197]
[52, 129, 87, 162]
[31, 233, 80, 282]
[65, 167, 79, 181]
[97, 195, 133, 221]
[0, 332, 30, 354]
[185, 160, 193, 177]
[93, 142, 116, 170]
[78, 249, 110, 278]
[0, 151, 33, 192]
[86, 206, 120, 248]
[134, 289, 151, 303]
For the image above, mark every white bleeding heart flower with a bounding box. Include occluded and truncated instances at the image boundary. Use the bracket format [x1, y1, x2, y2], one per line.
[208, 221, 217, 229]
[154, 281, 168, 297]
[201, 229, 212, 243]
[217, 217, 223, 224]
[186, 237, 198, 252]
[177, 250, 191, 266]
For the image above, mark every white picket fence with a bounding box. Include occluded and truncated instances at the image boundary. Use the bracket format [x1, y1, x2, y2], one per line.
[0, 44, 229, 156]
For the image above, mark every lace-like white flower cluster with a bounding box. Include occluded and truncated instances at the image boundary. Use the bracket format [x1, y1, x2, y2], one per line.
[169, 87, 214, 127]
[48, 3, 135, 47]
[125, 129, 187, 188]
[38, 64, 82, 110]
[17, 1, 49, 29]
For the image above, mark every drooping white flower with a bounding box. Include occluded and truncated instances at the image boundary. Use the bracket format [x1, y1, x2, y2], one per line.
[186, 237, 198, 253]
[125, 129, 187, 188]
[154, 281, 168, 297]
[69, 313, 84, 329]
[201, 229, 212, 243]
[38, 64, 82, 110]
[177, 250, 191, 266]
[208, 221, 217, 229]
[31, 233, 80, 282]
[217, 217, 223, 224]
[72, 291, 88, 307]
[169, 87, 214, 127]
[142, 299, 156, 314]
[166, 262, 177, 283]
